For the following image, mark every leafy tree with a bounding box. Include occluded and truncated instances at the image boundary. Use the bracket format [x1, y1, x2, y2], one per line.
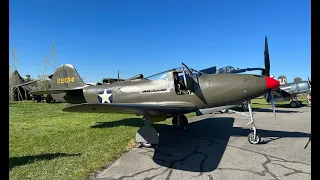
[294, 77, 302, 82]
[9, 47, 19, 100]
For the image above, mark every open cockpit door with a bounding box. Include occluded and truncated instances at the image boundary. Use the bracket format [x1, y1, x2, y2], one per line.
[171, 63, 202, 95]
[181, 62, 196, 93]
[144, 63, 202, 96]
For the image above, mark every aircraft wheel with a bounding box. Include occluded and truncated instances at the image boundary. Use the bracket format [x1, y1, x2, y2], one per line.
[297, 101, 302, 107]
[290, 101, 297, 108]
[248, 132, 261, 144]
[172, 114, 188, 129]
[140, 142, 154, 148]
[220, 109, 229, 113]
[242, 102, 249, 111]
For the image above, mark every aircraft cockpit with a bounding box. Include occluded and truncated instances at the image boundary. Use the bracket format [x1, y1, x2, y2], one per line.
[145, 63, 202, 80]
[145, 63, 201, 95]
[218, 66, 236, 74]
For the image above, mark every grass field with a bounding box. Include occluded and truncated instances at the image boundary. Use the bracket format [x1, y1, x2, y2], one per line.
[9, 97, 309, 180]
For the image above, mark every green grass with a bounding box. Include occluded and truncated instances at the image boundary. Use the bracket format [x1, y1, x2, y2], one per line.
[9, 101, 193, 180]
[251, 95, 308, 108]
[9, 96, 309, 179]
[10, 101, 144, 180]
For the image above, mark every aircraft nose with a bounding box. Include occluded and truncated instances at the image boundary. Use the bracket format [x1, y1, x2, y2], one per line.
[265, 76, 280, 90]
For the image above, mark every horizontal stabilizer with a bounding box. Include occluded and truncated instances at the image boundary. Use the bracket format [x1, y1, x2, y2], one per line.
[15, 80, 39, 87]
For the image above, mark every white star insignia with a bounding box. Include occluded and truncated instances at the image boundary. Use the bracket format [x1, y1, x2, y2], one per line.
[98, 89, 112, 103]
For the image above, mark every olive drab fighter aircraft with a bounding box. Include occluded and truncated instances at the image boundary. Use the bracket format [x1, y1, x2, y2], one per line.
[30, 53, 280, 148]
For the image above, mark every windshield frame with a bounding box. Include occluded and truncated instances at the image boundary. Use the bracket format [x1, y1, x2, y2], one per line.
[145, 66, 203, 80]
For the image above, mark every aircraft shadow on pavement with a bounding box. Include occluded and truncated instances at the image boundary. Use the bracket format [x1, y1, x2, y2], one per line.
[90, 118, 144, 128]
[252, 108, 301, 113]
[275, 103, 308, 108]
[89, 117, 310, 172]
[9, 152, 81, 171]
[251, 102, 309, 108]
[232, 107, 301, 113]
[152, 117, 310, 172]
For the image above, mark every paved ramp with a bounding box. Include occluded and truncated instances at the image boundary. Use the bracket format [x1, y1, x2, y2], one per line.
[94, 106, 311, 180]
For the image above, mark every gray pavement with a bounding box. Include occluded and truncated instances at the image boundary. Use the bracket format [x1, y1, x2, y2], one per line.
[93, 106, 311, 180]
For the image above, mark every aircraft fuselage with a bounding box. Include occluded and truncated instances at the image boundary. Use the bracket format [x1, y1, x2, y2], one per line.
[65, 72, 271, 111]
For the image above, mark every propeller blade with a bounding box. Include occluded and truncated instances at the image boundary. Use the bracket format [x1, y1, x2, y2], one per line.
[268, 88, 276, 118]
[264, 36, 270, 77]
[118, 70, 120, 82]
[264, 93, 269, 103]
[308, 77, 311, 86]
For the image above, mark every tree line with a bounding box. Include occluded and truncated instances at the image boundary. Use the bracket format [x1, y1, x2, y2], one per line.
[9, 41, 57, 100]
[277, 75, 303, 84]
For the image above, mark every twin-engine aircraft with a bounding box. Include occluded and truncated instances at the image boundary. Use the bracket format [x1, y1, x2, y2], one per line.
[30, 60, 279, 148]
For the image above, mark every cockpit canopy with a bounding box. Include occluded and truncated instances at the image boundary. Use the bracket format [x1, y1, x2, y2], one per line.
[218, 66, 236, 74]
[145, 64, 202, 81]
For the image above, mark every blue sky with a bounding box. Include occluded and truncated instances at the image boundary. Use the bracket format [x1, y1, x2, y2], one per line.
[9, 0, 310, 83]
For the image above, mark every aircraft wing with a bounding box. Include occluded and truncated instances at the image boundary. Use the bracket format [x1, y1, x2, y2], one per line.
[278, 88, 293, 95]
[62, 102, 196, 116]
[29, 86, 85, 95]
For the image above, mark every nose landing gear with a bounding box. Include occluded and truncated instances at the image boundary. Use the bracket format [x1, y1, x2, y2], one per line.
[246, 100, 261, 144]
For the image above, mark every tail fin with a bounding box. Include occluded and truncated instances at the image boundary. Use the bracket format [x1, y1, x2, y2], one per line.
[30, 64, 86, 95]
[51, 64, 85, 90]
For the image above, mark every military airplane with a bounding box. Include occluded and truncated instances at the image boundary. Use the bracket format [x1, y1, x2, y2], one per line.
[30, 57, 280, 148]
[267, 77, 311, 108]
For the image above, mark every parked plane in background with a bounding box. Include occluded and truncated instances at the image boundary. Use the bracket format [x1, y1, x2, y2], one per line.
[268, 78, 311, 108]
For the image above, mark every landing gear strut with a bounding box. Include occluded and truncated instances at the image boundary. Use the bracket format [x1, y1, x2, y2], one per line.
[135, 115, 159, 148]
[172, 114, 188, 129]
[246, 100, 261, 144]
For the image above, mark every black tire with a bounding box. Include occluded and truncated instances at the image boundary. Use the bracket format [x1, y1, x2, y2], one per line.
[248, 132, 261, 144]
[290, 101, 297, 108]
[45, 95, 53, 103]
[297, 101, 302, 107]
[140, 142, 154, 148]
[220, 109, 229, 113]
[242, 102, 249, 111]
[172, 114, 188, 129]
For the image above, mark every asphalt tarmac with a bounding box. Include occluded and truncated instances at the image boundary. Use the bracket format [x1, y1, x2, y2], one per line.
[93, 106, 311, 180]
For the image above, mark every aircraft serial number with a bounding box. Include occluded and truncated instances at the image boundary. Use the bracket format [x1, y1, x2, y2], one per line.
[57, 77, 75, 84]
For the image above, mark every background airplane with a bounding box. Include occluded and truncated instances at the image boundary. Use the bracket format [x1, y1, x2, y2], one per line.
[30, 60, 280, 148]
[267, 77, 311, 108]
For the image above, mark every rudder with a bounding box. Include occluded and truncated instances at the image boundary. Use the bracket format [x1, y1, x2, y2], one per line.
[51, 64, 85, 90]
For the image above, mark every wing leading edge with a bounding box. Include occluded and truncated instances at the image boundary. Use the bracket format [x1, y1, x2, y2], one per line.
[62, 102, 196, 116]
[29, 86, 85, 95]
